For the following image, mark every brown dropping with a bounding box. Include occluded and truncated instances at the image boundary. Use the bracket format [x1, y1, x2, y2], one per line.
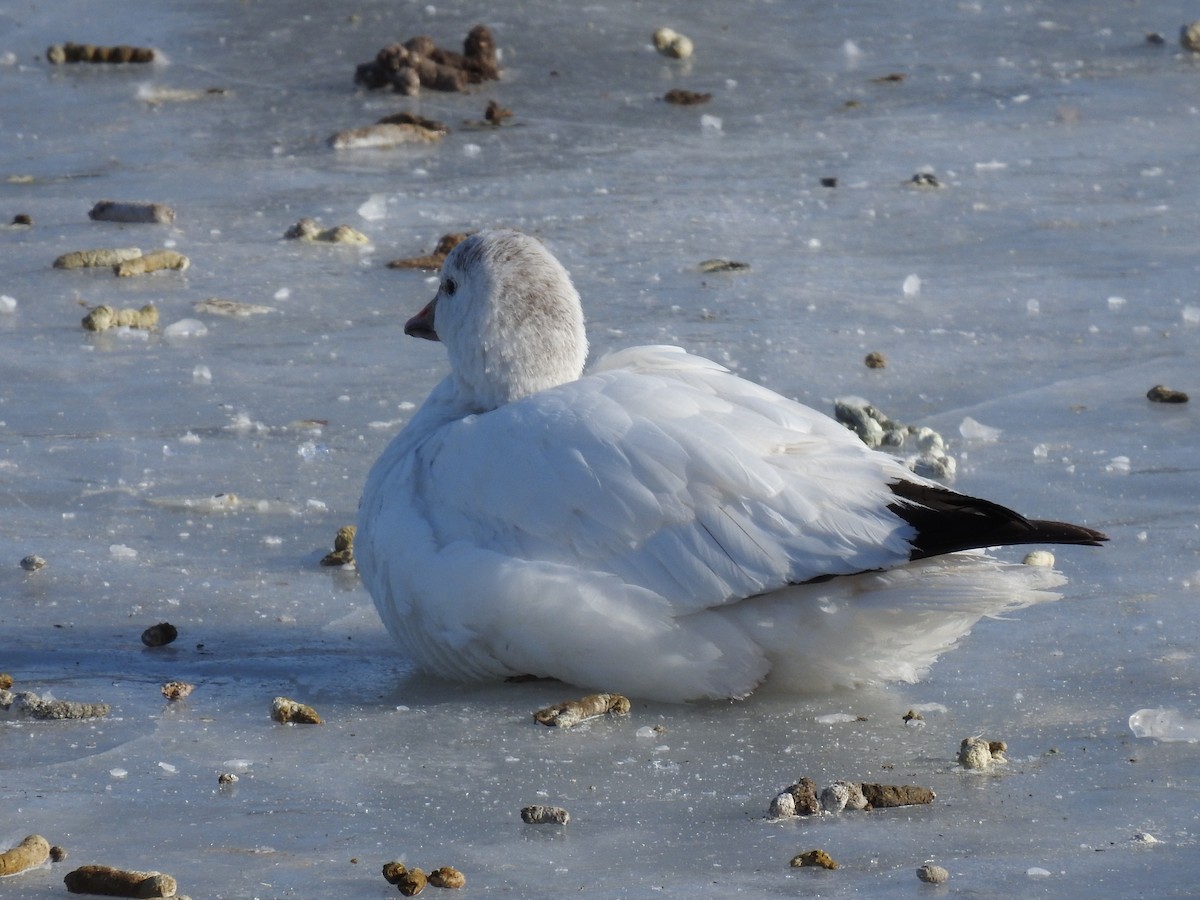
[387, 232, 472, 270]
[0, 834, 50, 876]
[160, 681, 194, 701]
[917, 863, 949, 884]
[114, 250, 189, 277]
[397, 867, 427, 896]
[533, 692, 631, 727]
[790, 849, 839, 870]
[141, 622, 178, 647]
[864, 351, 887, 369]
[859, 783, 935, 808]
[271, 696, 323, 725]
[782, 777, 822, 816]
[0, 689, 110, 720]
[484, 100, 513, 125]
[88, 200, 175, 224]
[382, 861, 408, 884]
[663, 89, 712, 106]
[697, 258, 751, 273]
[53, 247, 143, 269]
[1147, 384, 1188, 404]
[0, 673, 12, 690]
[82, 303, 159, 332]
[285, 218, 371, 243]
[354, 25, 499, 95]
[50, 845, 68, 863]
[328, 123, 443, 150]
[320, 525, 356, 566]
[428, 866, 466, 889]
[63, 865, 177, 897]
[109, 251, 180, 277]
[521, 805, 571, 825]
[376, 112, 448, 134]
[48, 43, 157, 64]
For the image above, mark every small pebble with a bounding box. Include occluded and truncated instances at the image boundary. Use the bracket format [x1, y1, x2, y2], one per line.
[864, 351, 886, 369]
[20, 554, 46, 571]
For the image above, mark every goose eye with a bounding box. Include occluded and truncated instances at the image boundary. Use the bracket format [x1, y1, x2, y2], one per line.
[442, 277, 457, 297]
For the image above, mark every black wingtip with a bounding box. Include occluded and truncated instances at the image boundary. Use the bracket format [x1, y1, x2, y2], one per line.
[888, 480, 1108, 561]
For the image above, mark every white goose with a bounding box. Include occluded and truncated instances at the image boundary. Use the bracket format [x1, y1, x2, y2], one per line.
[356, 230, 1105, 702]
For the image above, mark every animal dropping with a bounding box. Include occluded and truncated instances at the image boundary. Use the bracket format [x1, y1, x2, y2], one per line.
[82, 304, 159, 332]
[284, 218, 370, 244]
[521, 805, 571, 825]
[53, 247, 143, 269]
[533, 692, 631, 727]
[48, 43, 158, 64]
[114, 250, 189, 276]
[0, 834, 50, 876]
[790, 849, 838, 870]
[387, 233, 472, 270]
[63, 865, 177, 898]
[271, 696, 323, 724]
[88, 200, 176, 224]
[320, 525, 357, 566]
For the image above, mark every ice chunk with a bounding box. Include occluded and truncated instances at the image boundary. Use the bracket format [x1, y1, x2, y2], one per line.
[109, 544, 137, 560]
[1105, 455, 1131, 475]
[163, 318, 208, 338]
[1107, 296, 1126, 310]
[700, 114, 723, 133]
[902, 274, 921, 297]
[959, 416, 1002, 442]
[357, 193, 389, 221]
[193, 365, 212, 384]
[814, 712, 858, 725]
[0, 294, 16, 313]
[1183, 305, 1200, 325]
[1129, 708, 1200, 743]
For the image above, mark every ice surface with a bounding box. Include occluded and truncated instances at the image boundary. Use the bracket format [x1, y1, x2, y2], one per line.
[2, 1, 1199, 897]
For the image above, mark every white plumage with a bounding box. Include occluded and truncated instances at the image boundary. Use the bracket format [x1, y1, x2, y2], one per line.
[356, 230, 1103, 702]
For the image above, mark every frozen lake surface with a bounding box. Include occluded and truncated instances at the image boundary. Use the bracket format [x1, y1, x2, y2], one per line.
[2, 1, 1199, 896]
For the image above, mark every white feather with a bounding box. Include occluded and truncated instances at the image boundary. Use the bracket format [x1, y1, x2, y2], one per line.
[357, 231, 1069, 701]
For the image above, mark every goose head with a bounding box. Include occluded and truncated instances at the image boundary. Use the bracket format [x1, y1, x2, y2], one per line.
[405, 230, 589, 412]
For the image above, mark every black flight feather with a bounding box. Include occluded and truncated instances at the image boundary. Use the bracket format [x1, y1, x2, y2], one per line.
[887, 479, 1108, 560]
